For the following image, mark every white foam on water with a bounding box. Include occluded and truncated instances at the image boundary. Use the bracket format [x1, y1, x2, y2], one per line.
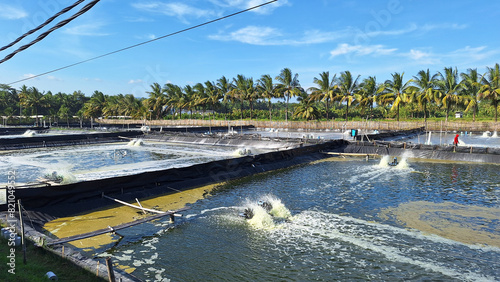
[272, 210, 498, 281]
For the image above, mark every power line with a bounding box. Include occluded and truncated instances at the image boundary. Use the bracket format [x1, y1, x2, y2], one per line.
[0, 0, 101, 65]
[0, 0, 86, 52]
[7, 0, 279, 86]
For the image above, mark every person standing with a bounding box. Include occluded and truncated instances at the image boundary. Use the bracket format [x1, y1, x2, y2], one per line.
[453, 134, 459, 146]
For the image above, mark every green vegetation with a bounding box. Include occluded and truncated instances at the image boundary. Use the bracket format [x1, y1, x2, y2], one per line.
[1, 63, 499, 125]
[0, 229, 104, 281]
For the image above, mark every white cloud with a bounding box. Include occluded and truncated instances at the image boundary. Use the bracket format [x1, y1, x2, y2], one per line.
[330, 43, 397, 57]
[64, 22, 109, 36]
[209, 0, 289, 14]
[0, 4, 27, 20]
[421, 23, 468, 31]
[408, 49, 430, 60]
[129, 79, 144, 84]
[132, 2, 215, 22]
[23, 73, 37, 79]
[209, 26, 343, 45]
[209, 26, 282, 45]
[47, 75, 62, 81]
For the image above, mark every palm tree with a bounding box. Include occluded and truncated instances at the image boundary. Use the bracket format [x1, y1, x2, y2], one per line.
[294, 92, 320, 120]
[83, 90, 107, 120]
[335, 71, 360, 121]
[379, 72, 411, 121]
[164, 83, 185, 119]
[436, 67, 462, 122]
[183, 85, 197, 118]
[121, 94, 142, 118]
[230, 74, 252, 120]
[257, 74, 279, 121]
[460, 68, 483, 122]
[479, 63, 500, 122]
[18, 86, 46, 126]
[308, 71, 337, 120]
[412, 69, 438, 122]
[144, 82, 167, 119]
[216, 76, 234, 118]
[275, 68, 301, 122]
[356, 76, 384, 119]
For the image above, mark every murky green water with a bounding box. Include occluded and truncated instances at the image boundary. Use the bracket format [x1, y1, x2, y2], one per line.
[98, 157, 500, 281]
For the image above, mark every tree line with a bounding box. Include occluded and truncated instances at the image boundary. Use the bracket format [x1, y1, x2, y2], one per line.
[1, 63, 499, 126]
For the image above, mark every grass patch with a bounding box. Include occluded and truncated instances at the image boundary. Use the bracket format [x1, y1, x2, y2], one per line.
[0, 228, 105, 282]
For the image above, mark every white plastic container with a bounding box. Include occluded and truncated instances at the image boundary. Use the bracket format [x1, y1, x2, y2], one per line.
[46, 271, 58, 281]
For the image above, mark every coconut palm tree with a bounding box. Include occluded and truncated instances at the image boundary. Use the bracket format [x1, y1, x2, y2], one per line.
[275, 68, 301, 122]
[308, 71, 337, 120]
[460, 68, 483, 122]
[479, 63, 500, 122]
[230, 74, 254, 120]
[216, 76, 234, 118]
[356, 76, 384, 119]
[257, 74, 279, 121]
[335, 71, 360, 121]
[294, 92, 320, 120]
[379, 72, 412, 121]
[83, 90, 107, 120]
[412, 69, 439, 122]
[183, 85, 197, 118]
[144, 82, 167, 119]
[164, 83, 185, 119]
[435, 67, 462, 122]
[18, 86, 47, 126]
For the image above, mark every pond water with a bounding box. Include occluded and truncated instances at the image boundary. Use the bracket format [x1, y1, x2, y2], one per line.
[93, 157, 500, 281]
[0, 141, 243, 185]
[395, 131, 500, 148]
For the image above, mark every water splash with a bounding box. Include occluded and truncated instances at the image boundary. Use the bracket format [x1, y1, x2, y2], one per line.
[264, 195, 292, 219]
[492, 131, 498, 138]
[244, 195, 292, 229]
[41, 168, 77, 184]
[127, 138, 144, 146]
[426, 131, 432, 145]
[376, 155, 411, 170]
[22, 130, 37, 137]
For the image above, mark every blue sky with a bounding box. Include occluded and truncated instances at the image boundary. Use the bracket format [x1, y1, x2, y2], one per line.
[0, 0, 499, 98]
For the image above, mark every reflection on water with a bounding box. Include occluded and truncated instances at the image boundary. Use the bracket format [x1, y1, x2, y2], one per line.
[85, 158, 500, 281]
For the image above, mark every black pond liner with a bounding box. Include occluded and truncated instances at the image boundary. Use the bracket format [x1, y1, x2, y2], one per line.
[0, 131, 143, 150]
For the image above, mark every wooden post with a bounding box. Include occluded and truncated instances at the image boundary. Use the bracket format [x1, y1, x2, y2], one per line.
[17, 199, 26, 264]
[97, 261, 100, 276]
[106, 257, 116, 282]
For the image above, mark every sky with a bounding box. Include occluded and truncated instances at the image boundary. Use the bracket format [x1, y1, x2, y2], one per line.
[0, 0, 499, 98]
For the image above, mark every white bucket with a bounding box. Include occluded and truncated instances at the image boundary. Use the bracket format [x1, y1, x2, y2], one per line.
[14, 236, 22, 247]
[46, 271, 58, 281]
[2, 228, 11, 239]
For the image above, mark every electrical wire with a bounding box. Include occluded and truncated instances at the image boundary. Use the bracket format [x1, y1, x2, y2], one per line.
[0, 0, 101, 65]
[7, 0, 279, 85]
[0, 0, 86, 52]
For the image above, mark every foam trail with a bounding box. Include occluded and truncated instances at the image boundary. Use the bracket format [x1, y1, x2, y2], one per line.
[280, 211, 497, 281]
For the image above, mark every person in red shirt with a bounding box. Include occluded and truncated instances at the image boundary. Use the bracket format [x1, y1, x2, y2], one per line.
[453, 134, 459, 146]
